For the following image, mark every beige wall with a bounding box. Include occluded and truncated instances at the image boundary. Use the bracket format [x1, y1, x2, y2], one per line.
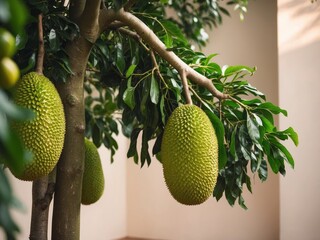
[278, 1, 320, 240]
[127, 1, 280, 239]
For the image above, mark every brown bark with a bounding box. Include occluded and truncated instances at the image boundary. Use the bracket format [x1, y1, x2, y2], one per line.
[50, 1, 104, 239]
[29, 171, 55, 240]
[51, 36, 92, 240]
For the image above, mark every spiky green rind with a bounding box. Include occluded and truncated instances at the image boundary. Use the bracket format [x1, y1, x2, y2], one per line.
[82, 139, 105, 205]
[161, 105, 218, 205]
[11, 72, 65, 181]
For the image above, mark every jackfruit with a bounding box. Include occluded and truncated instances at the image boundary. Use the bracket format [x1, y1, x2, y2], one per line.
[82, 138, 105, 205]
[11, 72, 65, 181]
[161, 105, 218, 205]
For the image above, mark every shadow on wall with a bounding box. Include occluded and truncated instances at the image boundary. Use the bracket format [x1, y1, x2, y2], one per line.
[278, 0, 320, 50]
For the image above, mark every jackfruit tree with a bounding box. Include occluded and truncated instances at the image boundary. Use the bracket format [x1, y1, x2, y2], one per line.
[0, 0, 298, 239]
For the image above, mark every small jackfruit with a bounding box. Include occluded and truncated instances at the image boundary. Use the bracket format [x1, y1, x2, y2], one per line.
[11, 72, 65, 181]
[82, 138, 105, 205]
[161, 105, 218, 205]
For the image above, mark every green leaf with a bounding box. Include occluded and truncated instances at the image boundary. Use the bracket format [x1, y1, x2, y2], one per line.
[127, 128, 142, 159]
[245, 174, 252, 193]
[204, 110, 227, 169]
[258, 159, 268, 181]
[4, 0, 28, 34]
[152, 132, 163, 158]
[92, 123, 102, 147]
[16, 30, 28, 50]
[150, 74, 159, 104]
[160, 95, 165, 124]
[280, 127, 299, 146]
[204, 53, 219, 65]
[213, 176, 225, 201]
[123, 77, 136, 110]
[230, 127, 237, 158]
[0, 91, 35, 121]
[272, 141, 295, 168]
[246, 112, 261, 144]
[161, 20, 188, 45]
[256, 102, 288, 116]
[123, 87, 135, 110]
[115, 42, 125, 73]
[238, 195, 248, 210]
[263, 143, 280, 174]
[225, 187, 236, 206]
[260, 115, 275, 133]
[48, 29, 59, 50]
[141, 128, 151, 167]
[243, 84, 265, 100]
[125, 64, 137, 78]
[223, 65, 255, 76]
[0, 100, 33, 177]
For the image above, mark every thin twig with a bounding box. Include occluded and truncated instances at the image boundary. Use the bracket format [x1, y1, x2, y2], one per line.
[108, 21, 126, 29]
[36, 14, 44, 75]
[189, 86, 206, 106]
[227, 95, 249, 109]
[117, 27, 141, 41]
[180, 69, 192, 105]
[150, 49, 168, 88]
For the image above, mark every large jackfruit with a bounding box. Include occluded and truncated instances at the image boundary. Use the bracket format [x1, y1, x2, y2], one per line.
[82, 138, 105, 205]
[161, 105, 218, 205]
[11, 72, 65, 181]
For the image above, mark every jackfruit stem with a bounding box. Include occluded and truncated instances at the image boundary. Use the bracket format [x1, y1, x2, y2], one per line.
[180, 69, 193, 105]
[36, 14, 44, 75]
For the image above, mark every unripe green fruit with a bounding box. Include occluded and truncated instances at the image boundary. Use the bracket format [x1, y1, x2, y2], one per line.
[161, 105, 219, 205]
[82, 139, 105, 205]
[0, 28, 16, 58]
[0, 57, 20, 89]
[11, 72, 65, 181]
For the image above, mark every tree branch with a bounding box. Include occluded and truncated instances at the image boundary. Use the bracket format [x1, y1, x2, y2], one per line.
[98, 9, 117, 33]
[69, 0, 86, 21]
[79, 0, 101, 42]
[29, 170, 56, 240]
[109, 9, 228, 100]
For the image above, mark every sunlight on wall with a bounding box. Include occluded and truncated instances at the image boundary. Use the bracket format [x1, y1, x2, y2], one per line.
[278, 0, 320, 54]
[278, 1, 320, 240]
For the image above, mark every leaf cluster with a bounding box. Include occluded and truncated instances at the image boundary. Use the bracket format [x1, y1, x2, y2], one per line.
[81, 1, 298, 208]
[14, 0, 77, 82]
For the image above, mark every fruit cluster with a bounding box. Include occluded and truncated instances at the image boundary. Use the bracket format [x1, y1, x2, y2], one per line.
[0, 28, 19, 89]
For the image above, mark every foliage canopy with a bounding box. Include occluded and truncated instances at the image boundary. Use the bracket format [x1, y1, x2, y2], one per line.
[0, 0, 297, 239]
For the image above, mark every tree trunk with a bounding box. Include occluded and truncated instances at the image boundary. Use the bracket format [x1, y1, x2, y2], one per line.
[29, 169, 55, 240]
[51, 36, 92, 240]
